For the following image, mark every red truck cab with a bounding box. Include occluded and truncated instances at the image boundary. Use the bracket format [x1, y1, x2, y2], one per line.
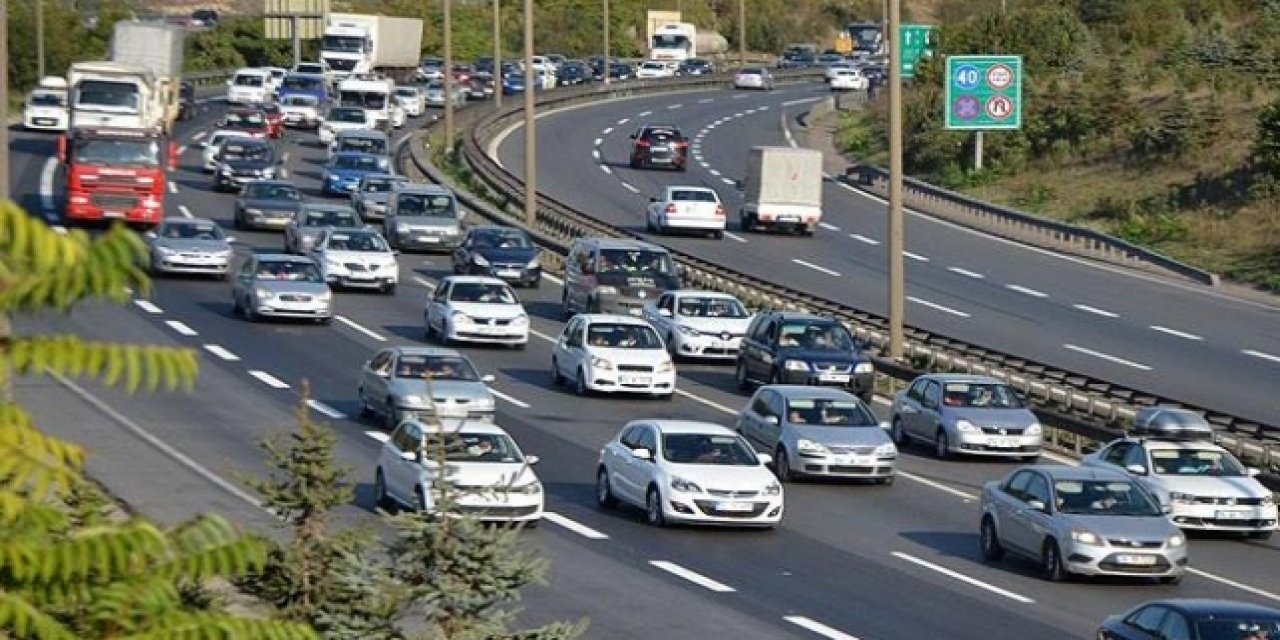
[58, 127, 177, 227]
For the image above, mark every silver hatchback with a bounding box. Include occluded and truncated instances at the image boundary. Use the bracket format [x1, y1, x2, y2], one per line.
[231, 254, 332, 323]
[890, 374, 1042, 460]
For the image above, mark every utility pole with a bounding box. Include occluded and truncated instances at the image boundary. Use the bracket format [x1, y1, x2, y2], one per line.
[738, 0, 746, 66]
[522, 0, 536, 226]
[1, 0, 9, 203]
[493, 0, 501, 108]
[887, 0, 904, 360]
[443, 0, 454, 151]
[602, 0, 610, 86]
[36, 0, 45, 79]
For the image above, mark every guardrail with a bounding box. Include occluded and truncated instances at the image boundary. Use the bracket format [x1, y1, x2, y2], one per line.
[395, 71, 1280, 476]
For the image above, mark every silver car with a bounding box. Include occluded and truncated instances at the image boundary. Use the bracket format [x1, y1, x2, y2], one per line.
[383, 184, 464, 252]
[735, 385, 896, 484]
[231, 254, 333, 323]
[284, 203, 363, 254]
[351, 174, 408, 221]
[424, 81, 467, 107]
[146, 217, 236, 279]
[890, 374, 1042, 460]
[980, 465, 1188, 583]
[356, 346, 496, 429]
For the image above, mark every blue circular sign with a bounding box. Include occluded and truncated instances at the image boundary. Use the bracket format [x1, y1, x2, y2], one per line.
[952, 95, 980, 120]
[953, 64, 981, 90]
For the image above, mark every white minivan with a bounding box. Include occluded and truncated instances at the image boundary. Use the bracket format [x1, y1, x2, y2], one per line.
[226, 68, 271, 104]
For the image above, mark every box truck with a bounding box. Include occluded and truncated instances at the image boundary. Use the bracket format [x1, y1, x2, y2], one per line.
[739, 146, 825, 236]
[320, 14, 424, 82]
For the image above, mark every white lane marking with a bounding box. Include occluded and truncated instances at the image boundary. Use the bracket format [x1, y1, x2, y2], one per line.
[177, 145, 188, 155]
[191, 131, 207, 141]
[178, 205, 193, 218]
[1006, 284, 1048, 298]
[698, 98, 714, 103]
[781, 97, 823, 107]
[745, 109, 756, 115]
[307, 399, 347, 419]
[39, 158, 57, 214]
[783, 616, 861, 640]
[593, 137, 603, 146]
[490, 388, 531, 409]
[133, 300, 163, 314]
[616, 117, 630, 124]
[620, 182, 640, 194]
[167, 181, 178, 194]
[895, 471, 978, 501]
[249, 370, 291, 389]
[732, 94, 748, 99]
[818, 222, 841, 231]
[947, 266, 985, 279]
[903, 251, 929, 262]
[601, 126, 613, 135]
[1242, 349, 1280, 364]
[757, 106, 769, 111]
[335, 315, 387, 342]
[412, 276, 437, 290]
[541, 272, 564, 285]
[892, 552, 1035, 604]
[708, 169, 721, 176]
[203, 344, 240, 361]
[721, 178, 735, 185]
[1063, 344, 1152, 371]
[791, 259, 841, 277]
[907, 296, 971, 318]
[164, 320, 198, 336]
[667, 104, 682, 110]
[638, 110, 653, 117]
[733, 112, 745, 117]
[543, 512, 609, 539]
[674, 389, 737, 415]
[649, 560, 736, 593]
[1073, 303, 1118, 318]
[698, 161, 710, 168]
[1150, 325, 1203, 341]
[723, 231, 748, 243]
[850, 233, 880, 245]
[281, 152, 290, 164]
[530, 328, 559, 343]
[1188, 568, 1280, 604]
[592, 150, 601, 161]
[600, 165, 613, 175]
[365, 430, 390, 443]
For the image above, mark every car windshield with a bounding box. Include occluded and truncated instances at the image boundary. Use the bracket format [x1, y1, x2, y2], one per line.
[396, 193, 456, 218]
[158, 221, 224, 240]
[73, 138, 159, 166]
[641, 62, 664, 69]
[392, 355, 479, 381]
[283, 95, 319, 107]
[295, 64, 324, 74]
[671, 189, 718, 202]
[1195, 619, 1280, 640]
[301, 209, 359, 228]
[784, 398, 877, 426]
[225, 112, 265, 126]
[362, 177, 404, 192]
[421, 433, 523, 464]
[332, 155, 381, 171]
[339, 91, 387, 110]
[222, 144, 270, 162]
[675, 296, 748, 318]
[395, 88, 417, 97]
[597, 249, 675, 277]
[941, 382, 1025, 409]
[328, 108, 367, 123]
[472, 231, 531, 249]
[662, 433, 759, 466]
[29, 92, 65, 107]
[282, 76, 325, 91]
[741, 68, 764, 75]
[243, 183, 300, 200]
[322, 35, 365, 53]
[1052, 480, 1162, 517]
[449, 283, 517, 304]
[777, 322, 856, 351]
[255, 260, 322, 282]
[339, 138, 387, 155]
[209, 133, 248, 148]
[1150, 448, 1248, 477]
[233, 74, 265, 87]
[325, 232, 387, 252]
[75, 80, 138, 109]
[586, 323, 662, 349]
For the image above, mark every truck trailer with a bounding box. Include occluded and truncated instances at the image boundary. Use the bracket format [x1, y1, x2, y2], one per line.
[320, 13, 424, 82]
[739, 146, 825, 236]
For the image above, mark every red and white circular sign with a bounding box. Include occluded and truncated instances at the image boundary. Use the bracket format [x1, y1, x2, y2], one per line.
[986, 64, 1014, 90]
[985, 95, 1014, 120]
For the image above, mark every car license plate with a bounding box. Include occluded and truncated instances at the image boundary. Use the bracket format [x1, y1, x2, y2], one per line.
[837, 455, 875, 465]
[628, 308, 644, 316]
[417, 236, 440, 243]
[1114, 554, 1157, 566]
[819, 373, 850, 383]
[496, 269, 521, 278]
[347, 273, 374, 281]
[989, 437, 1019, 448]
[475, 326, 504, 335]
[103, 210, 126, 218]
[716, 501, 754, 512]
[36, 118, 55, 125]
[1216, 510, 1252, 520]
[619, 375, 650, 385]
[777, 215, 800, 222]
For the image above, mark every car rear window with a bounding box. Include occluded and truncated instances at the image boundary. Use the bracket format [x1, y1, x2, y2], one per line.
[671, 190, 717, 202]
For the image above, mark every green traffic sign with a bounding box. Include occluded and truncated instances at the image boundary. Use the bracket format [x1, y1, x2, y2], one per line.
[900, 24, 935, 79]
[943, 55, 1023, 130]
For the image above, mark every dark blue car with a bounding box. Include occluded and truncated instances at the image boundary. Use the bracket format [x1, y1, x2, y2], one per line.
[501, 73, 526, 95]
[322, 152, 388, 197]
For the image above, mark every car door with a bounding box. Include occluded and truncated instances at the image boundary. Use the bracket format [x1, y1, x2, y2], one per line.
[605, 426, 641, 505]
[619, 425, 658, 504]
[736, 388, 768, 443]
[426, 281, 451, 332]
[389, 422, 424, 503]
[645, 293, 674, 338]
[232, 258, 255, 305]
[1009, 471, 1054, 554]
[746, 317, 777, 381]
[751, 389, 783, 450]
[383, 422, 415, 503]
[991, 471, 1034, 554]
[563, 244, 585, 312]
[362, 349, 395, 413]
[914, 380, 944, 439]
[554, 318, 583, 377]
[895, 378, 925, 439]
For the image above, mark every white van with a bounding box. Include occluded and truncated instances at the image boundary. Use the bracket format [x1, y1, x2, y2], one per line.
[226, 68, 271, 104]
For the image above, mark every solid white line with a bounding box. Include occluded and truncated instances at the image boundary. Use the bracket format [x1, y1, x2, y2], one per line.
[490, 388, 531, 409]
[543, 512, 609, 539]
[947, 266, 985, 279]
[1063, 344, 1152, 371]
[39, 158, 57, 214]
[167, 181, 178, 194]
[1188, 568, 1280, 604]
[783, 616, 861, 640]
[667, 104, 682, 110]
[896, 471, 978, 500]
[202, 344, 240, 361]
[781, 97, 823, 107]
[818, 222, 841, 231]
[334, 315, 387, 342]
[164, 320, 198, 336]
[1073, 303, 1118, 318]
[593, 137, 603, 146]
[1006, 284, 1049, 298]
[792, 259, 841, 277]
[1150, 325, 1203, 341]
[893, 552, 1035, 604]
[674, 389, 737, 415]
[1242, 349, 1280, 364]
[638, 110, 653, 117]
[133, 300, 163, 314]
[307, 399, 347, 419]
[601, 126, 614, 135]
[721, 178, 735, 185]
[723, 231, 748, 243]
[191, 131, 207, 141]
[850, 233, 880, 245]
[907, 296, 971, 318]
[541, 273, 564, 285]
[412, 276, 437, 290]
[903, 251, 929, 262]
[248, 370, 291, 389]
[697, 98, 714, 103]
[365, 430, 390, 443]
[620, 183, 640, 194]
[649, 560, 736, 593]
[733, 112, 745, 117]
[178, 205, 193, 218]
[600, 165, 613, 175]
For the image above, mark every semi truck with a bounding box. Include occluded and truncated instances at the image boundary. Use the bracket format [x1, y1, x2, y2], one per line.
[57, 126, 177, 227]
[320, 13, 424, 82]
[738, 146, 824, 236]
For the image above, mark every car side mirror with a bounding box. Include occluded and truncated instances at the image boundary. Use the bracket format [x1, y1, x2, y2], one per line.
[764, 415, 779, 426]
[525, 455, 540, 466]
[197, 141, 207, 148]
[144, 230, 158, 239]
[225, 236, 238, 244]
[1125, 464, 1148, 476]
[401, 449, 419, 462]
[1162, 503, 1173, 514]
[481, 374, 496, 383]
[1247, 467, 1261, 477]
[880, 420, 891, 430]
[1026, 499, 1047, 513]
[756, 452, 773, 466]
[631, 447, 652, 460]
[658, 308, 672, 318]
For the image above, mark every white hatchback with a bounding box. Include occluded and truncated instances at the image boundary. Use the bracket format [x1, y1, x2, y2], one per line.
[646, 186, 727, 238]
[551, 314, 676, 399]
[375, 418, 544, 523]
[829, 68, 869, 91]
[636, 60, 675, 78]
[642, 290, 753, 361]
[596, 419, 783, 527]
[424, 276, 530, 348]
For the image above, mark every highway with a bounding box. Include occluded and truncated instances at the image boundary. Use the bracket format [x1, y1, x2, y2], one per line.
[8, 87, 1280, 639]
[494, 83, 1280, 429]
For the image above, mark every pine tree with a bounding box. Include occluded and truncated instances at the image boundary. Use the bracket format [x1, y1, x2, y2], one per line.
[312, 546, 404, 640]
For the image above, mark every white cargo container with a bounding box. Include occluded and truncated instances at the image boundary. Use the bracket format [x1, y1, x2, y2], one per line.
[320, 13, 423, 81]
[739, 146, 824, 236]
[109, 21, 184, 132]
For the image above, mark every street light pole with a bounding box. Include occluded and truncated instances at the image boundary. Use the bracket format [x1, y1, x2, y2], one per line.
[738, 0, 746, 66]
[36, 0, 45, 79]
[1, 0, 10, 203]
[443, 0, 454, 151]
[602, 0, 610, 86]
[887, 0, 904, 359]
[493, 0, 501, 108]
[522, 0, 537, 226]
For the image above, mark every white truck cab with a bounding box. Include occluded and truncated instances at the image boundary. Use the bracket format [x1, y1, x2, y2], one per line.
[226, 68, 271, 104]
[336, 75, 404, 129]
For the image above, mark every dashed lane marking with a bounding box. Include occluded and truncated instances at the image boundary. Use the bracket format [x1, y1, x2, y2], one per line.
[649, 560, 736, 593]
[165, 320, 198, 336]
[907, 296, 971, 318]
[723, 231, 747, 243]
[593, 137, 603, 146]
[781, 97, 823, 107]
[1063, 344, 1152, 371]
[895, 471, 977, 501]
[203, 344, 240, 361]
[1006, 284, 1049, 298]
[133, 300, 163, 314]
[1150, 325, 1203, 341]
[412, 276, 437, 290]
[818, 222, 841, 231]
[946, 266, 985, 279]
[491, 388, 531, 409]
[592, 150, 601, 161]
[543, 512, 609, 539]
[720, 178, 735, 185]
[620, 183, 640, 194]
[335, 315, 388, 342]
[178, 205, 193, 218]
[674, 389, 737, 415]
[600, 165, 613, 175]
[602, 126, 613, 135]
[667, 104, 682, 110]
[1072, 304, 1119, 318]
[616, 117, 630, 124]
[167, 181, 178, 194]
[697, 98, 714, 103]
[903, 251, 929, 262]
[849, 233, 880, 245]
[307, 399, 347, 419]
[192, 131, 207, 141]
[892, 552, 1035, 604]
[638, 110, 653, 117]
[541, 273, 564, 285]
[708, 169, 721, 176]
[1187, 568, 1280, 604]
[783, 616, 861, 640]
[791, 259, 841, 277]
[1242, 349, 1280, 364]
[248, 370, 290, 389]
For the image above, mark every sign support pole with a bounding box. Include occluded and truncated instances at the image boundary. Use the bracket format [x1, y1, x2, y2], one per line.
[292, 16, 302, 68]
[974, 130, 984, 171]
[887, 0, 905, 361]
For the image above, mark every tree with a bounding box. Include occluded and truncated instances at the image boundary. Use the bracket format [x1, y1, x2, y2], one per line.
[1251, 98, 1280, 179]
[0, 201, 317, 639]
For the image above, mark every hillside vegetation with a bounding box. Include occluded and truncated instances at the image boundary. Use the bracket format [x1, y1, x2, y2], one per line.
[837, 0, 1280, 291]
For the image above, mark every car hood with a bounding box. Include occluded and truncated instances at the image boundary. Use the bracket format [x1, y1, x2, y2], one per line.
[1148, 475, 1271, 499]
[777, 347, 867, 364]
[321, 249, 397, 266]
[942, 407, 1038, 428]
[241, 198, 302, 212]
[665, 462, 776, 490]
[586, 347, 670, 365]
[223, 159, 273, 172]
[385, 378, 493, 402]
[154, 238, 231, 253]
[358, 191, 394, 205]
[428, 461, 538, 490]
[326, 167, 376, 180]
[476, 247, 539, 264]
[1059, 514, 1178, 541]
[789, 424, 891, 447]
[676, 315, 753, 335]
[256, 280, 329, 295]
[449, 302, 526, 319]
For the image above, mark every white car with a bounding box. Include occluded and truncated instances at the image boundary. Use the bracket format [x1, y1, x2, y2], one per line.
[642, 290, 753, 361]
[551, 314, 676, 399]
[645, 186, 727, 238]
[279, 94, 322, 129]
[263, 66, 289, 95]
[595, 419, 783, 528]
[636, 60, 675, 79]
[201, 129, 254, 171]
[310, 227, 400, 294]
[226, 68, 271, 104]
[22, 85, 69, 131]
[374, 418, 544, 523]
[733, 67, 774, 90]
[829, 68, 869, 91]
[318, 106, 375, 145]
[394, 86, 427, 117]
[823, 62, 856, 83]
[424, 276, 529, 349]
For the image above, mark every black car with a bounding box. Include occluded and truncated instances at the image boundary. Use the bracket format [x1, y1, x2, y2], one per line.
[586, 56, 606, 80]
[451, 226, 542, 288]
[178, 81, 195, 121]
[558, 61, 591, 86]
[233, 179, 304, 230]
[735, 311, 875, 402]
[213, 138, 281, 193]
[608, 62, 634, 81]
[1098, 599, 1280, 640]
[676, 58, 715, 76]
[629, 124, 688, 171]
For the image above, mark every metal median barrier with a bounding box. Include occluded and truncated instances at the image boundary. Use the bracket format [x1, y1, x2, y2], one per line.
[395, 72, 1280, 477]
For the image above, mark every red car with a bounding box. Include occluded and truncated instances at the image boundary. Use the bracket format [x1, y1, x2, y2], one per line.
[260, 103, 285, 138]
[218, 109, 271, 139]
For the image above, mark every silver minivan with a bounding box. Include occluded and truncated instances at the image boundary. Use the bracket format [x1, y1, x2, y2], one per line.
[327, 128, 390, 163]
[562, 237, 681, 319]
[383, 184, 463, 253]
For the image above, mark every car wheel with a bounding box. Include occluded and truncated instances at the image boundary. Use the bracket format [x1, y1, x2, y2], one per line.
[645, 485, 666, 527]
[318, 316, 333, 325]
[244, 301, 260, 323]
[551, 357, 564, 386]
[1041, 539, 1068, 582]
[440, 322, 453, 347]
[383, 401, 399, 430]
[891, 418, 909, 446]
[381, 283, 396, 296]
[575, 368, 590, 396]
[775, 447, 794, 482]
[232, 294, 244, 316]
[234, 210, 246, 230]
[934, 430, 951, 459]
[875, 475, 894, 486]
[358, 387, 373, 418]
[980, 516, 1005, 561]
[735, 360, 751, 391]
[711, 230, 724, 240]
[645, 213, 655, 232]
[1249, 530, 1274, 541]
[374, 468, 393, 510]
[595, 467, 618, 509]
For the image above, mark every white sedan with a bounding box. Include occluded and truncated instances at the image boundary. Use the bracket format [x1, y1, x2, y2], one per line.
[823, 62, 856, 83]
[642, 290, 753, 361]
[636, 60, 675, 79]
[424, 275, 529, 349]
[395, 86, 427, 117]
[551, 314, 675, 399]
[829, 68, 869, 91]
[374, 418, 543, 523]
[645, 186, 727, 238]
[311, 228, 400, 294]
[733, 67, 774, 90]
[596, 419, 783, 528]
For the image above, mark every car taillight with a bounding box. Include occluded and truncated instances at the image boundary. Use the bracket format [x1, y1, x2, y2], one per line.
[665, 204, 678, 214]
[715, 205, 725, 217]
[635, 139, 650, 147]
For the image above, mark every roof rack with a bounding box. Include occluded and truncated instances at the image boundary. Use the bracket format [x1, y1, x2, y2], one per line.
[1128, 406, 1216, 442]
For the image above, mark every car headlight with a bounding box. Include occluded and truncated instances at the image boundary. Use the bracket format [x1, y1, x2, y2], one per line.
[245, 208, 264, 216]
[670, 476, 702, 493]
[874, 442, 897, 456]
[656, 359, 674, 373]
[1070, 529, 1103, 545]
[590, 356, 613, 370]
[1025, 423, 1042, 437]
[955, 419, 979, 433]
[1166, 533, 1186, 547]
[595, 285, 618, 295]
[472, 254, 490, 266]
[1168, 491, 1195, 505]
[796, 438, 828, 454]
[317, 291, 332, 302]
[450, 311, 472, 323]
[763, 481, 782, 496]
[513, 481, 542, 495]
[156, 246, 177, 256]
[259, 167, 275, 178]
[854, 362, 874, 374]
[380, 262, 398, 273]
[525, 257, 540, 269]
[214, 249, 233, 258]
[676, 324, 701, 337]
[1261, 494, 1274, 506]
[254, 288, 273, 299]
[784, 359, 810, 372]
[512, 314, 529, 326]
[220, 166, 233, 176]
[397, 394, 424, 406]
